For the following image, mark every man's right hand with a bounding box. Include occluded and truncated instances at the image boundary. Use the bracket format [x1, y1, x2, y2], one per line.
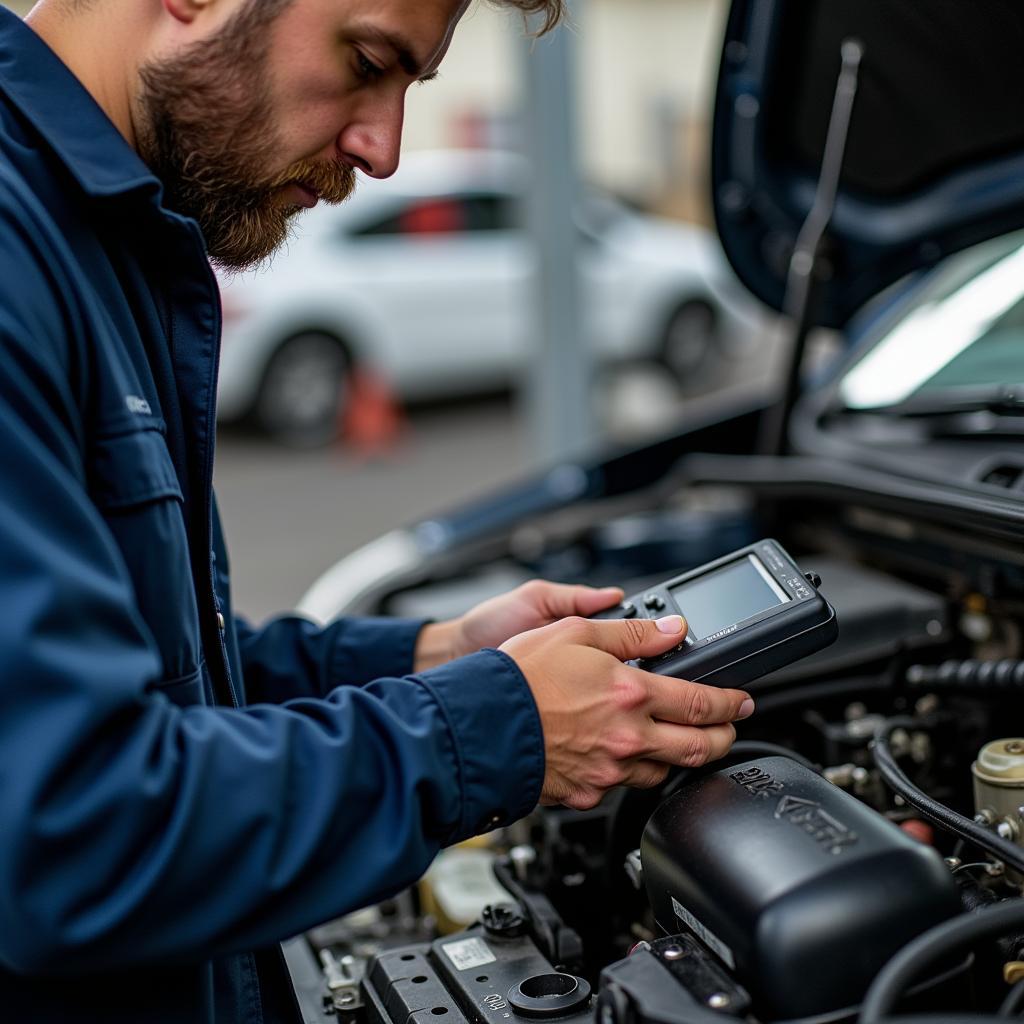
[499, 614, 754, 810]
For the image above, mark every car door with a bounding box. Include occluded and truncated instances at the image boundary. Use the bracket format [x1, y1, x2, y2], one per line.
[335, 190, 529, 398]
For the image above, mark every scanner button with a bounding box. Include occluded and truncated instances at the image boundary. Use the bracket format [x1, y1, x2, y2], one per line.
[643, 594, 666, 612]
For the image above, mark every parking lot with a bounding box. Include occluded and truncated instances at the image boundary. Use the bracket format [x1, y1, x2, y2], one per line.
[215, 344, 783, 622]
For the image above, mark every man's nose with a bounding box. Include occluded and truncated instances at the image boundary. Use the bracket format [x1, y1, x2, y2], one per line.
[339, 96, 404, 180]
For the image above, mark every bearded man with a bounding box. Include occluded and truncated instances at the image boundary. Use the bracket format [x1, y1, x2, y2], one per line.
[0, 1, 754, 1021]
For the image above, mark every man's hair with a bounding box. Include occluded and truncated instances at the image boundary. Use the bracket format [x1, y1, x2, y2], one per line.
[64, 0, 565, 34]
[491, 0, 566, 35]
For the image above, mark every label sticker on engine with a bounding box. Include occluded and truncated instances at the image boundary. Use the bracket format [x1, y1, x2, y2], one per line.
[671, 896, 736, 969]
[442, 937, 497, 971]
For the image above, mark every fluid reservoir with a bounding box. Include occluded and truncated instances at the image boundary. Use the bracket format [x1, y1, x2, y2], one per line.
[972, 738, 1024, 845]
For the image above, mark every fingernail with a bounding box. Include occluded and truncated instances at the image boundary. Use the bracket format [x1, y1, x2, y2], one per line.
[655, 615, 684, 634]
[738, 698, 755, 719]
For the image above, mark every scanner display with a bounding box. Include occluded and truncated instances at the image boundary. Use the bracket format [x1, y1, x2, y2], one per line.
[669, 555, 789, 640]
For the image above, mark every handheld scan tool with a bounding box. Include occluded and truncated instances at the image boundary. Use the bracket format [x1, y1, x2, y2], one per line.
[593, 539, 837, 687]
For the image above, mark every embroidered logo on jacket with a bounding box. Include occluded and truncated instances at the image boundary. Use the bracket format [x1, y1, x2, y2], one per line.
[125, 395, 152, 415]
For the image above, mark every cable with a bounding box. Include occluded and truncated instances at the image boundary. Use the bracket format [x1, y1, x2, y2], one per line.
[860, 899, 1024, 1022]
[999, 980, 1024, 1018]
[871, 718, 1024, 875]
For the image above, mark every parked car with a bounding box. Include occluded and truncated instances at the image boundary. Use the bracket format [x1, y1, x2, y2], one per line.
[215, 149, 764, 445]
[285, 3, 1024, 1023]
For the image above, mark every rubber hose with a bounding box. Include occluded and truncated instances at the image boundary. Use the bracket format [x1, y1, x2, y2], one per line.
[726, 740, 821, 774]
[907, 660, 1024, 691]
[871, 718, 1024, 875]
[999, 979, 1024, 1017]
[860, 898, 1024, 1022]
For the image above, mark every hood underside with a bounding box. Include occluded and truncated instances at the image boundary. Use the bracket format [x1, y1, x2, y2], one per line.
[712, 0, 1024, 328]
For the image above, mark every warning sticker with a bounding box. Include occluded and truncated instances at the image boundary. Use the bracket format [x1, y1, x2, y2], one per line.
[671, 896, 736, 969]
[442, 936, 497, 972]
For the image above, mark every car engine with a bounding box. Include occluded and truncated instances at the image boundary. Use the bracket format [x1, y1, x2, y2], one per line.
[286, 470, 1024, 1024]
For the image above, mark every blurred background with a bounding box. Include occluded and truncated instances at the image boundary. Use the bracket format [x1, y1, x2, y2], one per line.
[4, 0, 781, 619]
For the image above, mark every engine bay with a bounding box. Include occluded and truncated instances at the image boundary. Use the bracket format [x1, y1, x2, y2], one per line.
[288, 466, 1024, 1024]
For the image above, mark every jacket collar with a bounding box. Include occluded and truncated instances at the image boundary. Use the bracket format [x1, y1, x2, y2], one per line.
[0, 6, 162, 203]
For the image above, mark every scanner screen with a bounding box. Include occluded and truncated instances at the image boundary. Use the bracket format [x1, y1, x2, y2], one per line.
[670, 555, 789, 641]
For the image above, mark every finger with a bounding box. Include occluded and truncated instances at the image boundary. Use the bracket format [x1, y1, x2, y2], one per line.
[647, 721, 737, 768]
[644, 675, 753, 726]
[575, 614, 688, 661]
[524, 581, 624, 620]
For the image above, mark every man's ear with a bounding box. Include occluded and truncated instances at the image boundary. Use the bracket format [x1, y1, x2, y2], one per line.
[161, 0, 216, 25]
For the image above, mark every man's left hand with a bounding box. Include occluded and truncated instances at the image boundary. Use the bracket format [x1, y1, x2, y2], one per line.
[413, 580, 624, 672]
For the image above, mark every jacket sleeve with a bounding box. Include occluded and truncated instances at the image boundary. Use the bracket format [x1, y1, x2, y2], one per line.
[0, 215, 545, 974]
[233, 613, 430, 703]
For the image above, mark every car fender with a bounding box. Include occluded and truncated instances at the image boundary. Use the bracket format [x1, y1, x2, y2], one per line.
[216, 283, 387, 421]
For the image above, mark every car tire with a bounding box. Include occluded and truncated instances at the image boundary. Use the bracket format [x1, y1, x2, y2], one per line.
[253, 331, 351, 447]
[659, 300, 722, 390]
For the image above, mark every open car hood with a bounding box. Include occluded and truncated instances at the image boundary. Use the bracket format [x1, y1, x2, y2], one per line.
[712, 0, 1024, 329]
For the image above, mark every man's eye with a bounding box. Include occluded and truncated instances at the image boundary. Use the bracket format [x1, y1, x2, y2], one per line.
[355, 52, 385, 81]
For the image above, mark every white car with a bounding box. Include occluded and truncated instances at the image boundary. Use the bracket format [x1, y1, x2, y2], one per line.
[216, 149, 763, 444]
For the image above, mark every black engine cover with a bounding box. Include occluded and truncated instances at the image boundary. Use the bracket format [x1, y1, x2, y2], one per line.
[642, 756, 961, 1017]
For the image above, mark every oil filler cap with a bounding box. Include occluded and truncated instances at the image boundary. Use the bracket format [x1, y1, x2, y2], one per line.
[507, 973, 591, 1018]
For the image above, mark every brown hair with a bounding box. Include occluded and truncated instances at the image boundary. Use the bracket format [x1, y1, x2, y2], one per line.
[490, 0, 567, 35]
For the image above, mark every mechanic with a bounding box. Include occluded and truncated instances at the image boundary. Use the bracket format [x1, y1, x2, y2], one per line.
[0, 0, 755, 1021]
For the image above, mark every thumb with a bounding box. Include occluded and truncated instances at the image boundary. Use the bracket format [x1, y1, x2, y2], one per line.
[582, 614, 687, 662]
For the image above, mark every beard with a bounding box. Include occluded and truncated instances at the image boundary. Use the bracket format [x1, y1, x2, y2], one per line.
[136, 0, 356, 271]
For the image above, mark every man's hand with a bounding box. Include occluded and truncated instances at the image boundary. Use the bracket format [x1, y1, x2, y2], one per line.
[499, 614, 754, 810]
[414, 580, 624, 671]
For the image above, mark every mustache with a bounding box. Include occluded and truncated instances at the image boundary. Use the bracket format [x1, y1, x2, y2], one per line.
[267, 157, 357, 205]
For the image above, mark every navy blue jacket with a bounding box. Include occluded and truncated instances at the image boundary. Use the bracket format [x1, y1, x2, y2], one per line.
[0, 10, 544, 1023]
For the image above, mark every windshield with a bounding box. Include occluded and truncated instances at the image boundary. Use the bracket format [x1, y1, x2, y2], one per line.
[839, 231, 1024, 411]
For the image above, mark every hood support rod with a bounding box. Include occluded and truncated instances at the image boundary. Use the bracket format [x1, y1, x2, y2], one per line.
[761, 37, 864, 456]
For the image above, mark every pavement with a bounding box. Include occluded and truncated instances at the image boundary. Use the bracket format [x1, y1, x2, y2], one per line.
[215, 345, 785, 622]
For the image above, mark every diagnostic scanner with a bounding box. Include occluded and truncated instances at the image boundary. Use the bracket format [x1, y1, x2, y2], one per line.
[593, 539, 838, 688]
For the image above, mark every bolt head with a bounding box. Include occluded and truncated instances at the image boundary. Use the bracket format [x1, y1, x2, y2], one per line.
[662, 945, 685, 961]
[707, 993, 731, 1010]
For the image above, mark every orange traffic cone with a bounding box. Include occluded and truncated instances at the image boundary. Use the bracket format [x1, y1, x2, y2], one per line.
[340, 367, 405, 458]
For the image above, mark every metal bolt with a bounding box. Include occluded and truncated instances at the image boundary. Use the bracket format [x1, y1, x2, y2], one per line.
[336, 992, 357, 1008]
[509, 845, 537, 882]
[944, 857, 962, 869]
[662, 945, 685, 961]
[997, 821, 1018, 842]
[1007, 741, 1024, 755]
[707, 993, 731, 1010]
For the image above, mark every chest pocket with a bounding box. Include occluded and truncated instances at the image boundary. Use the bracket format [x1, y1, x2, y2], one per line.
[90, 427, 204, 702]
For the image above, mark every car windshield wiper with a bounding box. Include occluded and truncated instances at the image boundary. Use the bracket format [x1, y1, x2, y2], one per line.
[841, 383, 1024, 419]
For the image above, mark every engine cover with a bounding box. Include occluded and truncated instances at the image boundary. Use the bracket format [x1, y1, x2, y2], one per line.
[642, 756, 961, 1017]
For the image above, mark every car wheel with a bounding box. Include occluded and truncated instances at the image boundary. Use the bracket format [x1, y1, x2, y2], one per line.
[659, 300, 721, 389]
[253, 331, 350, 447]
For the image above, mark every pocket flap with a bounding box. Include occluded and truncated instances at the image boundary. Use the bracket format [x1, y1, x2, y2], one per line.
[91, 429, 183, 508]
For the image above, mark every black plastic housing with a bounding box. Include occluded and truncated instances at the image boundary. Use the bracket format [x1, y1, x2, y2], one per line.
[641, 756, 962, 1017]
[593, 539, 837, 688]
[363, 929, 592, 1024]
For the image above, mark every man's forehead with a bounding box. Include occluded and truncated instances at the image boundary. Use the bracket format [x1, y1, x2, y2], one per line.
[343, 0, 470, 71]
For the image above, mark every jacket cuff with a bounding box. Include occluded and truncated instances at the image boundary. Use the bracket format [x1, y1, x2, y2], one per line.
[327, 617, 428, 688]
[416, 649, 545, 843]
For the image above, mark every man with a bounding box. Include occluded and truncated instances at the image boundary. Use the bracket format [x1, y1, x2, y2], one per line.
[0, 0, 754, 1021]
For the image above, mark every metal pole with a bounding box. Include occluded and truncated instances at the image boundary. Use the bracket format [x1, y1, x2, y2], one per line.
[521, 0, 595, 465]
